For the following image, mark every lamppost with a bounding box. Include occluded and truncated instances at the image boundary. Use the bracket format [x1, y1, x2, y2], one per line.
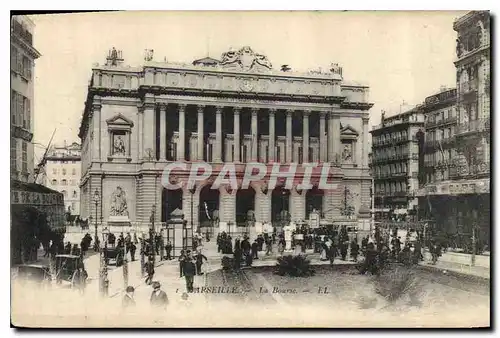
[93, 190, 100, 252]
[149, 205, 156, 265]
[140, 232, 145, 275]
[100, 227, 109, 297]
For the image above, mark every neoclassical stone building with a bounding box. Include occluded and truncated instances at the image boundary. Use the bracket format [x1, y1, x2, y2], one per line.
[79, 46, 373, 233]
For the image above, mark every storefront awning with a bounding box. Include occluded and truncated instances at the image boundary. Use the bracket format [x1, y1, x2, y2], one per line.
[11, 180, 65, 229]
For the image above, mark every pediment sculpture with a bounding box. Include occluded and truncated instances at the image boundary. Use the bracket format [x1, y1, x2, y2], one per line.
[220, 46, 272, 72]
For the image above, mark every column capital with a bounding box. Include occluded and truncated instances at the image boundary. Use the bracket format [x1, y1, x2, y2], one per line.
[362, 116, 370, 123]
[303, 110, 311, 117]
[197, 105, 205, 114]
[286, 109, 293, 116]
[251, 108, 259, 117]
[159, 103, 167, 111]
[268, 108, 277, 115]
[233, 107, 242, 115]
[178, 103, 187, 112]
[215, 105, 224, 114]
[319, 111, 328, 118]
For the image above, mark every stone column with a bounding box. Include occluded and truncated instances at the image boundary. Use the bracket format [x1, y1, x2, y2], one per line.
[233, 107, 241, 162]
[197, 105, 204, 161]
[137, 105, 143, 161]
[303, 110, 310, 163]
[328, 114, 340, 163]
[333, 115, 341, 161]
[159, 104, 167, 160]
[143, 100, 156, 160]
[178, 104, 186, 161]
[251, 108, 258, 162]
[362, 116, 369, 167]
[91, 98, 102, 162]
[269, 109, 276, 162]
[214, 106, 223, 163]
[286, 110, 293, 163]
[319, 111, 327, 162]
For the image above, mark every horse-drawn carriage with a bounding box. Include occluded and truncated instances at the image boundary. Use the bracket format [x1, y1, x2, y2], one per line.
[55, 254, 84, 284]
[103, 246, 125, 266]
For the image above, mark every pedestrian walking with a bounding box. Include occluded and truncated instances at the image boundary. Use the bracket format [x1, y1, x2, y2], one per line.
[179, 249, 186, 277]
[194, 250, 208, 275]
[129, 242, 136, 261]
[150, 282, 168, 308]
[145, 256, 155, 285]
[122, 286, 136, 309]
[181, 250, 197, 293]
[350, 239, 359, 262]
[165, 240, 172, 260]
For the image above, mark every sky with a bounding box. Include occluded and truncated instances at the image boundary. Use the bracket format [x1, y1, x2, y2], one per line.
[29, 10, 467, 160]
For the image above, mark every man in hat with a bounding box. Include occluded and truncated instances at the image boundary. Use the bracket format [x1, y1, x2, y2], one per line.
[181, 250, 197, 293]
[122, 286, 136, 308]
[150, 281, 168, 307]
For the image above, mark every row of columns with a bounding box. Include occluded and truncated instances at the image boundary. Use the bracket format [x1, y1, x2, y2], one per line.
[143, 103, 342, 163]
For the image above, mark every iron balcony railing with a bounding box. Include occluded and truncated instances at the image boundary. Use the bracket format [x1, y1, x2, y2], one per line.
[425, 116, 458, 128]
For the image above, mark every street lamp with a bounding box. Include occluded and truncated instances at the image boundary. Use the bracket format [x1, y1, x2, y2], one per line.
[93, 189, 100, 252]
[100, 227, 109, 297]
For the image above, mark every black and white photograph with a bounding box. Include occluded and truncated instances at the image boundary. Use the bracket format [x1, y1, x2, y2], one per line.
[9, 10, 491, 328]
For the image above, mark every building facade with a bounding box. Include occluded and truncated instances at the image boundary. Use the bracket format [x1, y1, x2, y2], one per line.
[39, 142, 82, 216]
[421, 88, 458, 185]
[79, 46, 373, 233]
[11, 15, 41, 183]
[370, 108, 424, 221]
[417, 11, 490, 251]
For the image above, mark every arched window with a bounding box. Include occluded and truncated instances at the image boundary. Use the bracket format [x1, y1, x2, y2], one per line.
[61, 179, 67, 186]
[61, 190, 67, 198]
[51, 179, 57, 185]
[73, 190, 77, 198]
[72, 168, 76, 175]
[62, 168, 66, 175]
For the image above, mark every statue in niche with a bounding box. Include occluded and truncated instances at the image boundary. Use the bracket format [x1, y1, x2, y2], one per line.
[110, 186, 129, 217]
[113, 134, 126, 155]
[342, 143, 353, 162]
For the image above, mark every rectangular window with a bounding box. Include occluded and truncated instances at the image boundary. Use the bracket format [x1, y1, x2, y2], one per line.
[11, 90, 16, 125]
[309, 147, 314, 162]
[11, 46, 17, 71]
[264, 145, 269, 163]
[276, 146, 281, 163]
[23, 97, 30, 129]
[22, 55, 31, 80]
[16, 50, 22, 73]
[11, 138, 16, 172]
[208, 144, 213, 162]
[298, 146, 303, 164]
[21, 141, 27, 172]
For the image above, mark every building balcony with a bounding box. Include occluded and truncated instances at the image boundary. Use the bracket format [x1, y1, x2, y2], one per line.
[425, 116, 458, 128]
[455, 118, 490, 137]
[450, 160, 490, 180]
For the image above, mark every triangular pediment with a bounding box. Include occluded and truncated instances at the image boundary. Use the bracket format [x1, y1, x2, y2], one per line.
[106, 113, 134, 127]
[341, 125, 359, 136]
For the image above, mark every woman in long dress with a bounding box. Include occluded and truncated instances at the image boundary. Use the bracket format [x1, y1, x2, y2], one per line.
[320, 240, 328, 261]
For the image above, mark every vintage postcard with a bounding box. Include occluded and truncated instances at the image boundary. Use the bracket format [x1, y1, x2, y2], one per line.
[10, 10, 490, 328]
